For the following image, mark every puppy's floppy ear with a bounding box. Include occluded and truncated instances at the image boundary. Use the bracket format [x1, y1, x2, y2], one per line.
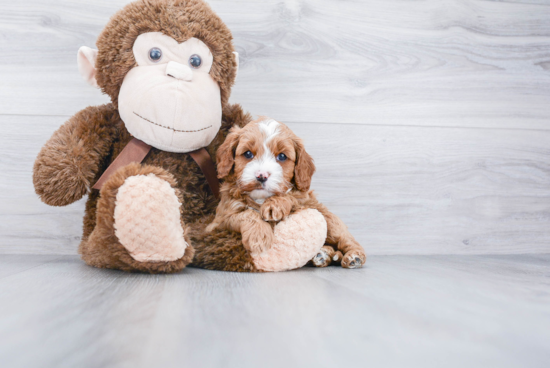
[216, 127, 241, 178]
[293, 137, 316, 191]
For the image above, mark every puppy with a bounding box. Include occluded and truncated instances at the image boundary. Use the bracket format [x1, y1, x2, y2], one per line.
[207, 117, 366, 268]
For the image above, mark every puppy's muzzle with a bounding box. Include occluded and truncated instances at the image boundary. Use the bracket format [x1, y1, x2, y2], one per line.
[256, 172, 270, 183]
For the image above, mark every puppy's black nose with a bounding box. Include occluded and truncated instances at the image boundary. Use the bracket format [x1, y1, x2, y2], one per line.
[256, 174, 268, 183]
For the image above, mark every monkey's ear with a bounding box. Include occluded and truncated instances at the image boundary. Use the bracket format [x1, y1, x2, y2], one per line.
[77, 46, 99, 88]
[233, 52, 239, 81]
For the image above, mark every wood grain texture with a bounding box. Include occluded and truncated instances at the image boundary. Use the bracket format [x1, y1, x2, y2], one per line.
[1, 0, 550, 129]
[0, 254, 549, 368]
[2, 115, 549, 255]
[1, 0, 550, 255]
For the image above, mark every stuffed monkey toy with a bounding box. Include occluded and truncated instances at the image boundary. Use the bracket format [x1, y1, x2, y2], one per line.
[33, 0, 334, 273]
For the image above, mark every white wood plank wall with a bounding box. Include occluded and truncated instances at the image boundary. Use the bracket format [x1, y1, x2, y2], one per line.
[1, 0, 549, 255]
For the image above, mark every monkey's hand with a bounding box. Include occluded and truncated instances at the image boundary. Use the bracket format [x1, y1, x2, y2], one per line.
[260, 195, 294, 222]
[33, 105, 118, 206]
[241, 219, 274, 254]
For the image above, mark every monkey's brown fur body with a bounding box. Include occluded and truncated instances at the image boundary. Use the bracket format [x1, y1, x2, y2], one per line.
[33, 0, 261, 273]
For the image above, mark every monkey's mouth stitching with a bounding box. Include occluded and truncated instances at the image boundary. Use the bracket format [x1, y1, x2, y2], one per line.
[133, 112, 212, 133]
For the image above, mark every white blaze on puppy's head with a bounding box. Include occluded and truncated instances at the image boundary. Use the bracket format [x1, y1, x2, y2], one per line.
[242, 119, 282, 202]
[216, 117, 317, 201]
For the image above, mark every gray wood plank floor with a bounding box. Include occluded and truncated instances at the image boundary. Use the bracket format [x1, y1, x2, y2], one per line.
[0, 254, 549, 368]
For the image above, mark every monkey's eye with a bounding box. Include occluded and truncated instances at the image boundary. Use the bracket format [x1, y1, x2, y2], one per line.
[148, 48, 162, 62]
[189, 54, 202, 69]
[243, 151, 254, 159]
[277, 153, 287, 162]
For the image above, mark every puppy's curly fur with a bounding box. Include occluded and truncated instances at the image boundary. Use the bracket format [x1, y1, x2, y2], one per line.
[193, 118, 367, 271]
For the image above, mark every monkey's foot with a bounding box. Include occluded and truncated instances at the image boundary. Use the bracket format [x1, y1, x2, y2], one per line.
[251, 209, 327, 272]
[114, 173, 188, 262]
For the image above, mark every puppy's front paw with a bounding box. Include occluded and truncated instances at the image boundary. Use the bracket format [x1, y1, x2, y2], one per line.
[260, 197, 292, 222]
[242, 225, 274, 254]
[260, 204, 285, 222]
[341, 250, 367, 269]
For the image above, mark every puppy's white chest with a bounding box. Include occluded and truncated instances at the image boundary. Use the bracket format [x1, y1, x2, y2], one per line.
[249, 189, 272, 204]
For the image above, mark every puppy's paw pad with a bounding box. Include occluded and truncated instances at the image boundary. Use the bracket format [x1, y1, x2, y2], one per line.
[312, 250, 331, 267]
[342, 252, 366, 269]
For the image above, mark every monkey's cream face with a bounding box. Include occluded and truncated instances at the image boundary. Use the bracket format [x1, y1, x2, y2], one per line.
[117, 32, 222, 153]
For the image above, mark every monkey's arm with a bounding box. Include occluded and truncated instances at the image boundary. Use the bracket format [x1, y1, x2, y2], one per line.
[33, 104, 119, 206]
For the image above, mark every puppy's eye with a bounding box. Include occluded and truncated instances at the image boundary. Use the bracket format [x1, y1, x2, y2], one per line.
[243, 151, 254, 159]
[189, 54, 202, 69]
[149, 48, 162, 62]
[277, 153, 287, 162]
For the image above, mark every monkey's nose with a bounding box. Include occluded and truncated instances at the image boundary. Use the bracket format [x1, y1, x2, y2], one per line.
[165, 61, 193, 81]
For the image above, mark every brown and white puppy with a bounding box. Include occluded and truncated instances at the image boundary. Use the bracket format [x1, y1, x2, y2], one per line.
[208, 117, 366, 269]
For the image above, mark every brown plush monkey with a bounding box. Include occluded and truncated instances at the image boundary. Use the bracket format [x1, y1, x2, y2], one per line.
[33, 0, 253, 273]
[33, 0, 355, 273]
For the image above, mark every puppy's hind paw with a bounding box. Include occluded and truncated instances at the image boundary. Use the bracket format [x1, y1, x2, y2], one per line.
[312, 251, 330, 267]
[341, 251, 366, 269]
[312, 246, 337, 267]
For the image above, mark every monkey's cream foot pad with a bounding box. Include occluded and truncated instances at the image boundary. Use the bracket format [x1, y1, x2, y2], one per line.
[114, 174, 187, 262]
[251, 209, 327, 272]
